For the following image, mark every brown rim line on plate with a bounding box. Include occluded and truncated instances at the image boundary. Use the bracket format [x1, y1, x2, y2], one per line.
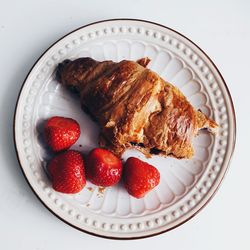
[13, 18, 236, 240]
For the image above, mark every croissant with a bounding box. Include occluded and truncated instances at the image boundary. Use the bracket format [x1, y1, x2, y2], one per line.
[56, 57, 218, 158]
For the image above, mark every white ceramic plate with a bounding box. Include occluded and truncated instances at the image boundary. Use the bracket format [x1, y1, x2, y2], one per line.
[14, 19, 236, 239]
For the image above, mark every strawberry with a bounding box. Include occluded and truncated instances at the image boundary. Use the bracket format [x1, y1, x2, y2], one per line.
[123, 157, 160, 199]
[86, 148, 122, 187]
[48, 150, 86, 194]
[44, 116, 80, 152]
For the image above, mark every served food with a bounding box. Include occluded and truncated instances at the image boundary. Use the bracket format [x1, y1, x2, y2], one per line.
[48, 150, 86, 194]
[123, 157, 160, 198]
[44, 116, 80, 152]
[56, 57, 218, 159]
[86, 148, 122, 187]
[44, 57, 218, 198]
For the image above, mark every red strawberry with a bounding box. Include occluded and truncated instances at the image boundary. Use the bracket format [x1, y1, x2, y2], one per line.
[44, 116, 80, 152]
[48, 150, 86, 194]
[123, 157, 160, 199]
[86, 148, 122, 187]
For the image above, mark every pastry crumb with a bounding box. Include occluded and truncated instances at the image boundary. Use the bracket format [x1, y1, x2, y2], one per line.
[98, 186, 105, 194]
[87, 187, 93, 192]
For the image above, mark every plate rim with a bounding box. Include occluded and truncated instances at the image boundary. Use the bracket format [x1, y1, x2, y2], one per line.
[13, 18, 236, 240]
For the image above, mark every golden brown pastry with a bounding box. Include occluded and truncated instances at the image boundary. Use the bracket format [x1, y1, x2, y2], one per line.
[56, 57, 218, 158]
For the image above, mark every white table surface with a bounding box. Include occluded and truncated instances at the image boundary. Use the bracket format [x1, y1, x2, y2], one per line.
[0, 0, 249, 249]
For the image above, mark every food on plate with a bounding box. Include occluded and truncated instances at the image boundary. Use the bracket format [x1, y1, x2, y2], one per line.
[123, 157, 160, 198]
[86, 148, 122, 187]
[56, 57, 218, 159]
[44, 116, 80, 152]
[48, 150, 86, 194]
